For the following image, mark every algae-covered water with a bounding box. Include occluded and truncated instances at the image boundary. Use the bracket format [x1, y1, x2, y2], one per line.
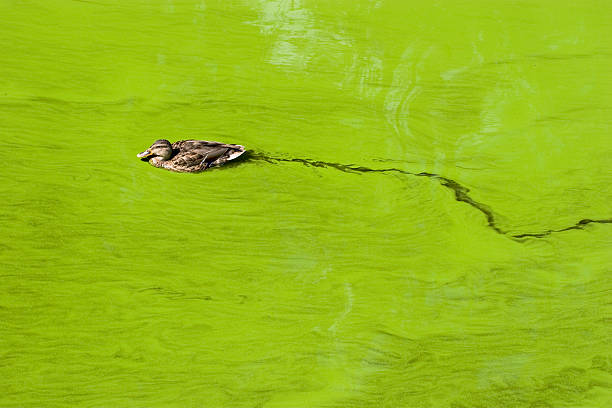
[1, 1, 611, 406]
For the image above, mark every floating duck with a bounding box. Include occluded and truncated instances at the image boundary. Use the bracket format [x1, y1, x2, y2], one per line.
[137, 139, 246, 172]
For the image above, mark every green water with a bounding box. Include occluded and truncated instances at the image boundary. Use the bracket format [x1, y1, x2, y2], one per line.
[1, 0, 611, 406]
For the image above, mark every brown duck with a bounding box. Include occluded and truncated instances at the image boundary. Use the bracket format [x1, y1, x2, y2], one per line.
[137, 139, 246, 172]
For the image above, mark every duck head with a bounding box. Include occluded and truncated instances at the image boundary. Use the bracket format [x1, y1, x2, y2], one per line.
[137, 139, 173, 161]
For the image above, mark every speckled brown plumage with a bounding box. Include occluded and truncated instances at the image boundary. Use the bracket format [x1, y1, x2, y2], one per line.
[138, 139, 245, 173]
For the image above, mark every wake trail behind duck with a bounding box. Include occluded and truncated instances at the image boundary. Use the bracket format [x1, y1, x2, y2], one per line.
[246, 151, 612, 242]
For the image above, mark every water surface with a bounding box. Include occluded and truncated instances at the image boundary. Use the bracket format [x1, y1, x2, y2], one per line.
[1, 1, 611, 406]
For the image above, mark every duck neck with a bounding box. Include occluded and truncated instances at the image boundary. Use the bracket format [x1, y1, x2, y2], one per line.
[149, 157, 167, 167]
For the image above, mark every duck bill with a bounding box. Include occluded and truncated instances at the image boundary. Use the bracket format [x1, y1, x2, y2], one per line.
[137, 150, 152, 158]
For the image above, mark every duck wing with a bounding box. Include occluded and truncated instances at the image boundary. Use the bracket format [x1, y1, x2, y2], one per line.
[172, 140, 243, 154]
[170, 149, 207, 167]
[169, 140, 245, 171]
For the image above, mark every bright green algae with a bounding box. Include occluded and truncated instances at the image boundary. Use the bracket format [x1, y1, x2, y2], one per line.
[1, 1, 611, 407]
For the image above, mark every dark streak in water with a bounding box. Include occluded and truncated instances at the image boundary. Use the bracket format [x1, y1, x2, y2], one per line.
[246, 152, 611, 241]
[511, 219, 612, 239]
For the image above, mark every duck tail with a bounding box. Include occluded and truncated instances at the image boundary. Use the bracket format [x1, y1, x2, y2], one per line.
[226, 145, 246, 161]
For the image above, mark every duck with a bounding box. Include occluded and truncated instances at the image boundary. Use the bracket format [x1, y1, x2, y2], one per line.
[137, 139, 246, 172]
